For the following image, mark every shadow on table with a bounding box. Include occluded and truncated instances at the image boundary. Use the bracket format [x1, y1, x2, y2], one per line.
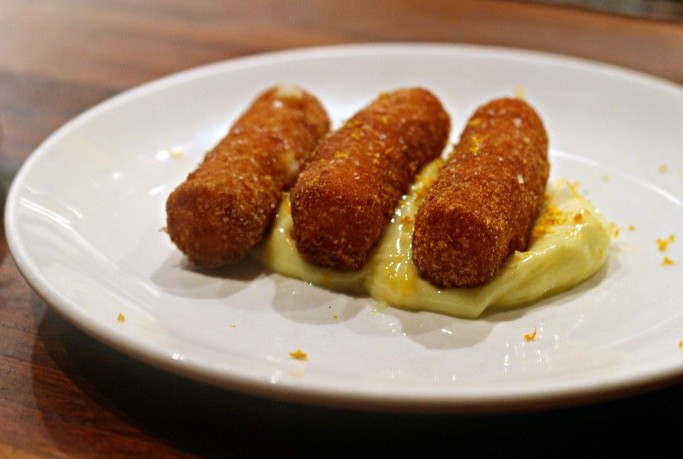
[31, 300, 683, 457]
[517, 0, 683, 22]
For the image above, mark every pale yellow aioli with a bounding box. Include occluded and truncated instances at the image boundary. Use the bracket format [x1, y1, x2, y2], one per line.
[257, 160, 611, 319]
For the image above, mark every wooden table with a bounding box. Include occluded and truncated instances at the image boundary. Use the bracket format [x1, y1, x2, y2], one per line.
[1, 1, 682, 456]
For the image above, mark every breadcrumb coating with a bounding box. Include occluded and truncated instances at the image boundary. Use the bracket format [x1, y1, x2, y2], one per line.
[290, 87, 450, 271]
[412, 97, 549, 287]
[166, 85, 330, 267]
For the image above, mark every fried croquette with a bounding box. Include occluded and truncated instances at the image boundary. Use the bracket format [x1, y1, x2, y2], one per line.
[166, 85, 330, 267]
[412, 97, 549, 287]
[290, 87, 450, 271]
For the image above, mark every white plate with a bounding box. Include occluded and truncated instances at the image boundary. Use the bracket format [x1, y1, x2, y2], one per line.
[6, 44, 683, 413]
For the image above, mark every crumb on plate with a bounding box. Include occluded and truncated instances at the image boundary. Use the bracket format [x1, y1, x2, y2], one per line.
[657, 234, 676, 252]
[289, 349, 308, 360]
[661, 256, 675, 267]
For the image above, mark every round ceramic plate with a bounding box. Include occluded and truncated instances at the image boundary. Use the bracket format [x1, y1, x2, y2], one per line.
[6, 44, 683, 413]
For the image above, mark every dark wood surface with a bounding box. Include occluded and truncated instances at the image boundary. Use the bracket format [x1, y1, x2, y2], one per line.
[1, 1, 682, 456]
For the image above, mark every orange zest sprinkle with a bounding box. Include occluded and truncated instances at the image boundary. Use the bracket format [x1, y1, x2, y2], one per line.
[468, 134, 485, 154]
[524, 327, 537, 342]
[289, 349, 308, 360]
[661, 257, 675, 266]
[532, 199, 566, 239]
[656, 234, 676, 252]
[609, 222, 620, 239]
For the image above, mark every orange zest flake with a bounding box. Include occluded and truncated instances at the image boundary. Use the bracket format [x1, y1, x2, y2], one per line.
[117, 313, 126, 323]
[661, 257, 675, 267]
[289, 349, 308, 360]
[610, 223, 620, 240]
[413, 174, 437, 200]
[468, 134, 486, 154]
[467, 117, 483, 127]
[400, 215, 414, 225]
[523, 327, 537, 342]
[532, 200, 565, 239]
[656, 234, 676, 252]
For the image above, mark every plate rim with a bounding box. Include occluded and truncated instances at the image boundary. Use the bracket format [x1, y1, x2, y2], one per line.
[5, 42, 683, 414]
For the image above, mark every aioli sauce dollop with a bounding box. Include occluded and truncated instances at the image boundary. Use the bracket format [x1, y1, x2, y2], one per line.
[258, 160, 611, 318]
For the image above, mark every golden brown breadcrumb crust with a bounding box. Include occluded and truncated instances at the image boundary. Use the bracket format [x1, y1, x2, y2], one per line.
[165, 85, 330, 268]
[290, 87, 450, 271]
[412, 97, 549, 287]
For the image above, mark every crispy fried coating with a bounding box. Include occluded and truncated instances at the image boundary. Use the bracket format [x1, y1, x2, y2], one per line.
[166, 85, 330, 267]
[290, 87, 450, 271]
[412, 97, 549, 288]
